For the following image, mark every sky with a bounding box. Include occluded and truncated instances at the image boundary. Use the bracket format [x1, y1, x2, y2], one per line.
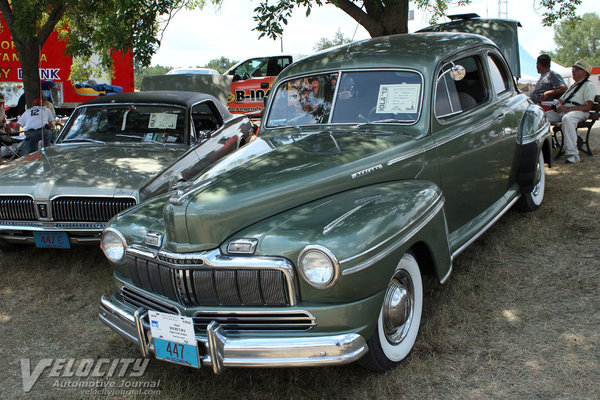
[150, 0, 598, 69]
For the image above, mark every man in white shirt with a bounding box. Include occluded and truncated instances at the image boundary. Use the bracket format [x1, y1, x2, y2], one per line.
[545, 60, 597, 164]
[15, 98, 55, 155]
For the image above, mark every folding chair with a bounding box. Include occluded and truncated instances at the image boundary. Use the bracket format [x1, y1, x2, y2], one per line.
[0, 130, 27, 161]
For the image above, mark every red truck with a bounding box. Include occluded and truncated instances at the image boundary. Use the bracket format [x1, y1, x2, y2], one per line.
[0, 13, 134, 116]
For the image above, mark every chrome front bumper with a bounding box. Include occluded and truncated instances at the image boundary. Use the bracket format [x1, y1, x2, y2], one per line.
[98, 295, 369, 374]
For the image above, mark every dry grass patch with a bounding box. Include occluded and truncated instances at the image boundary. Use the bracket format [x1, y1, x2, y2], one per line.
[1, 128, 599, 399]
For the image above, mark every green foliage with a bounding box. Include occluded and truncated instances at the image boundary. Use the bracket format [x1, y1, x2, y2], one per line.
[134, 65, 172, 90]
[539, 0, 582, 26]
[548, 13, 600, 67]
[204, 56, 237, 74]
[254, 0, 324, 40]
[313, 29, 352, 51]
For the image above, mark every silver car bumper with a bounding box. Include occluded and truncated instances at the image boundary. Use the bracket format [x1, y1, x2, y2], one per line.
[98, 295, 369, 374]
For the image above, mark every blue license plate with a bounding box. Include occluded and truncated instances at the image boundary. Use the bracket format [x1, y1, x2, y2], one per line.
[33, 232, 71, 249]
[154, 338, 199, 368]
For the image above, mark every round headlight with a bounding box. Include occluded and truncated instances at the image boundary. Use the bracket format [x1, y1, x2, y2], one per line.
[101, 229, 127, 263]
[298, 246, 339, 289]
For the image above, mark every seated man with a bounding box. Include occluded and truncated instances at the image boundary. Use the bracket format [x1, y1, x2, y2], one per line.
[545, 60, 596, 164]
[15, 98, 55, 155]
[529, 54, 567, 104]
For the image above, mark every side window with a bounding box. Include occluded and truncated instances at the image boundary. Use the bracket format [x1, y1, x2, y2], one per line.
[487, 54, 510, 95]
[435, 55, 488, 119]
[191, 102, 222, 141]
[230, 58, 269, 79]
[269, 56, 293, 76]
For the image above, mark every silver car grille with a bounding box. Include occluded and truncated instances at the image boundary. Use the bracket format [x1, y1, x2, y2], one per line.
[0, 196, 36, 220]
[193, 311, 316, 332]
[51, 197, 136, 222]
[127, 255, 291, 307]
[120, 286, 314, 333]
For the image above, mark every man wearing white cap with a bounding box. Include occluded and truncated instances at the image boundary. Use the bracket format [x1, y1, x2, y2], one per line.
[545, 60, 596, 164]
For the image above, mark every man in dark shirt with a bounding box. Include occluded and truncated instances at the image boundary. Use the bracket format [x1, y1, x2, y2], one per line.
[529, 55, 567, 104]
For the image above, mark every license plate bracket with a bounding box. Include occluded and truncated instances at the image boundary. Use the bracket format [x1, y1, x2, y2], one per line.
[149, 311, 199, 368]
[33, 231, 71, 249]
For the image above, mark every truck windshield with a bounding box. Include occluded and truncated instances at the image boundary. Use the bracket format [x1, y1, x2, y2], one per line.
[58, 105, 186, 144]
[265, 71, 422, 128]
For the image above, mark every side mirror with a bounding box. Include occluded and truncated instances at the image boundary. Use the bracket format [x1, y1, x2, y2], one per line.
[438, 63, 466, 81]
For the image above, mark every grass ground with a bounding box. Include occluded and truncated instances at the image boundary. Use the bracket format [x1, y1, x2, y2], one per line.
[1, 127, 599, 400]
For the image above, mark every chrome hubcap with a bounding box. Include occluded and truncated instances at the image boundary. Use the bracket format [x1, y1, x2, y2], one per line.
[382, 270, 414, 344]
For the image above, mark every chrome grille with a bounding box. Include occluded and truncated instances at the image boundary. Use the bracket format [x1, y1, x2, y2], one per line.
[52, 197, 136, 222]
[193, 311, 316, 332]
[121, 286, 179, 315]
[0, 196, 36, 220]
[127, 255, 291, 307]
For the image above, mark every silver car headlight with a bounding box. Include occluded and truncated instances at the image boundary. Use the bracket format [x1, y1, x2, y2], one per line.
[101, 229, 127, 263]
[298, 245, 339, 289]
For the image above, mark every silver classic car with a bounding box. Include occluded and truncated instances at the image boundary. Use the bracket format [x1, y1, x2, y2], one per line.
[98, 20, 552, 373]
[0, 91, 256, 250]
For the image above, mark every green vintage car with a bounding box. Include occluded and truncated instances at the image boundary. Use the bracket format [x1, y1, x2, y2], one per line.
[98, 21, 551, 373]
[0, 91, 255, 250]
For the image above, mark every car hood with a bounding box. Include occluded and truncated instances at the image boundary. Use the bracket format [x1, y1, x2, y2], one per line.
[163, 128, 425, 252]
[0, 144, 186, 200]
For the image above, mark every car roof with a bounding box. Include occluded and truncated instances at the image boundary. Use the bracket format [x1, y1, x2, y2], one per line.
[277, 32, 497, 79]
[82, 91, 222, 108]
[79, 91, 233, 119]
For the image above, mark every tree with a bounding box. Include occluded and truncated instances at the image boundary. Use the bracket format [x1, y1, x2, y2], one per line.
[253, 0, 586, 40]
[548, 12, 600, 67]
[313, 29, 352, 52]
[205, 56, 237, 74]
[539, 0, 584, 26]
[0, 0, 210, 108]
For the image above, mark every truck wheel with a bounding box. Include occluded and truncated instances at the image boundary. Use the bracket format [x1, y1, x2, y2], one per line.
[517, 151, 545, 212]
[359, 252, 423, 371]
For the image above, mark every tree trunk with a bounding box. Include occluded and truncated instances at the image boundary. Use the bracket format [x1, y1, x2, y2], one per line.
[12, 39, 42, 109]
[335, 0, 410, 37]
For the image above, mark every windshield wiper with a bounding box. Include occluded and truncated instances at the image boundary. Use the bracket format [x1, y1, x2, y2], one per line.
[61, 138, 106, 144]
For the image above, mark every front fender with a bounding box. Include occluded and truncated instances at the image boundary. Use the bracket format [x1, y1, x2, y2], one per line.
[225, 180, 452, 302]
[518, 104, 551, 189]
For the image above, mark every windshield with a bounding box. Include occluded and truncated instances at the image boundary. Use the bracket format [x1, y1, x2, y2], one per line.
[58, 105, 187, 144]
[265, 71, 422, 128]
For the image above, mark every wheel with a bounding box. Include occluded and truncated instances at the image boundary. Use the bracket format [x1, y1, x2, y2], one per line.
[517, 150, 545, 212]
[359, 252, 423, 371]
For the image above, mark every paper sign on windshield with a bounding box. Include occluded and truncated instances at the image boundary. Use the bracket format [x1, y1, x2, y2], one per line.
[376, 84, 420, 114]
[148, 113, 178, 129]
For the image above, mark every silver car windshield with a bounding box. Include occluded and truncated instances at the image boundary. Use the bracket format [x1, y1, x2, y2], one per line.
[58, 105, 186, 144]
[265, 71, 422, 128]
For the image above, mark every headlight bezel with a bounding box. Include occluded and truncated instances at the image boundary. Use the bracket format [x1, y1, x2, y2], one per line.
[101, 228, 127, 263]
[297, 245, 339, 289]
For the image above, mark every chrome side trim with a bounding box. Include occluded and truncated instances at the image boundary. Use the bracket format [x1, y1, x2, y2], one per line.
[341, 195, 445, 275]
[97, 297, 369, 373]
[451, 192, 520, 259]
[387, 148, 423, 166]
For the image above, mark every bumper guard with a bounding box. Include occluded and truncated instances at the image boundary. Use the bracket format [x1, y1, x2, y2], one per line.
[98, 295, 369, 374]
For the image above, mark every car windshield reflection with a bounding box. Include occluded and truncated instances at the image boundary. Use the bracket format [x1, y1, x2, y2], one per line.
[265, 71, 423, 128]
[58, 105, 187, 144]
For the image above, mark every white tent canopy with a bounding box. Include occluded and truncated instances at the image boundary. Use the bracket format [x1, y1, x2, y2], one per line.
[518, 45, 572, 84]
